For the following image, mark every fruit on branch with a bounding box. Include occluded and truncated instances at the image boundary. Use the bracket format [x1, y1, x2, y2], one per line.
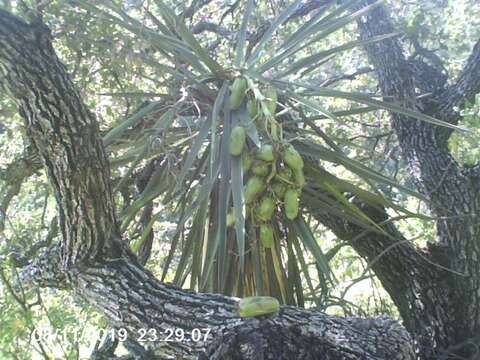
[276, 166, 293, 183]
[251, 160, 270, 176]
[236, 296, 280, 317]
[272, 182, 287, 199]
[247, 98, 259, 119]
[256, 144, 275, 162]
[245, 176, 266, 204]
[282, 144, 304, 171]
[229, 126, 246, 156]
[223, 79, 306, 250]
[259, 224, 274, 248]
[262, 86, 278, 116]
[229, 77, 248, 110]
[257, 196, 276, 221]
[293, 169, 305, 188]
[284, 188, 299, 220]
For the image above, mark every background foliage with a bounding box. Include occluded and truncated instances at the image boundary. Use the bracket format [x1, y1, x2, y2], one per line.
[0, 0, 479, 358]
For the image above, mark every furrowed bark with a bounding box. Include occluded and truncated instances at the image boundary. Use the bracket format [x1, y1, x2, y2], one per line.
[0, 8, 414, 359]
[438, 39, 480, 121]
[0, 11, 119, 267]
[20, 244, 414, 359]
[0, 149, 41, 232]
[354, 1, 480, 358]
[306, 190, 456, 359]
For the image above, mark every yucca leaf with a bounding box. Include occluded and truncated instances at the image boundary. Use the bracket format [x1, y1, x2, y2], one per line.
[280, 0, 363, 51]
[246, 0, 304, 67]
[153, 0, 224, 73]
[270, 242, 288, 303]
[113, 143, 150, 193]
[305, 165, 428, 219]
[302, 187, 384, 232]
[279, 33, 400, 78]
[239, 104, 260, 146]
[190, 206, 208, 290]
[258, 0, 383, 72]
[210, 83, 228, 179]
[80, 1, 208, 72]
[287, 238, 305, 306]
[251, 227, 265, 295]
[286, 90, 341, 123]
[120, 162, 169, 230]
[290, 230, 321, 307]
[290, 217, 332, 282]
[160, 167, 219, 282]
[103, 102, 165, 146]
[298, 87, 467, 131]
[235, 0, 254, 67]
[173, 201, 208, 285]
[201, 100, 233, 289]
[174, 117, 212, 192]
[294, 139, 428, 201]
[321, 180, 387, 234]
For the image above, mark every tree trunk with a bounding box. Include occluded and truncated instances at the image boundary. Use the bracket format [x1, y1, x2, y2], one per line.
[0, 8, 414, 360]
[307, 1, 480, 358]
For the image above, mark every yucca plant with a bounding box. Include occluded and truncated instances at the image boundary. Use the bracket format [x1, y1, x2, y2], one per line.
[75, 0, 459, 307]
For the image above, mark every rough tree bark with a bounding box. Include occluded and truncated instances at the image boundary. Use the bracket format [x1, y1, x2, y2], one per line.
[0, 7, 414, 360]
[305, 1, 480, 359]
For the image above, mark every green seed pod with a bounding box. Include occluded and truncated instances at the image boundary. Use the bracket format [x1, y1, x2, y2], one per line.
[282, 144, 304, 171]
[272, 182, 287, 199]
[244, 176, 266, 204]
[236, 296, 280, 317]
[227, 212, 236, 228]
[242, 152, 253, 173]
[251, 161, 270, 176]
[256, 145, 274, 162]
[294, 169, 306, 188]
[229, 77, 248, 110]
[284, 188, 299, 220]
[257, 197, 276, 221]
[259, 223, 274, 248]
[247, 99, 259, 118]
[263, 86, 278, 115]
[275, 166, 293, 183]
[229, 126, 246, 156]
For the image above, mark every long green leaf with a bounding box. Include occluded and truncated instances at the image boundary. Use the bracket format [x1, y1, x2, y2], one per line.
[174, 117, 212, 192]
[290, 217, 332, 282]
[153, 0, 224, 73]
[281, 0, 363, 51]
[246, 0, 304, 67]
[297, 87, 467, 131]
[103, 102, 165, 146]
[279, 33, 400, 78]
[173, 201, 208, 285]
[235, 0, 254, 67]
[258, 0, 383, 72]
[295, 139, 427, 200]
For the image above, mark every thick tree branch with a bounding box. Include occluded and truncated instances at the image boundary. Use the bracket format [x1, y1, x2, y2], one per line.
[355, 1, 480, 357]
[300, 163, 454, 358]
[191, 21, 231, 36]
[18, 243, 68, 289]
[439, 39, 480, 119]
[0, 149, 41, 231]
[20, 246, 413, 359]
[0, 9, 120, 267]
